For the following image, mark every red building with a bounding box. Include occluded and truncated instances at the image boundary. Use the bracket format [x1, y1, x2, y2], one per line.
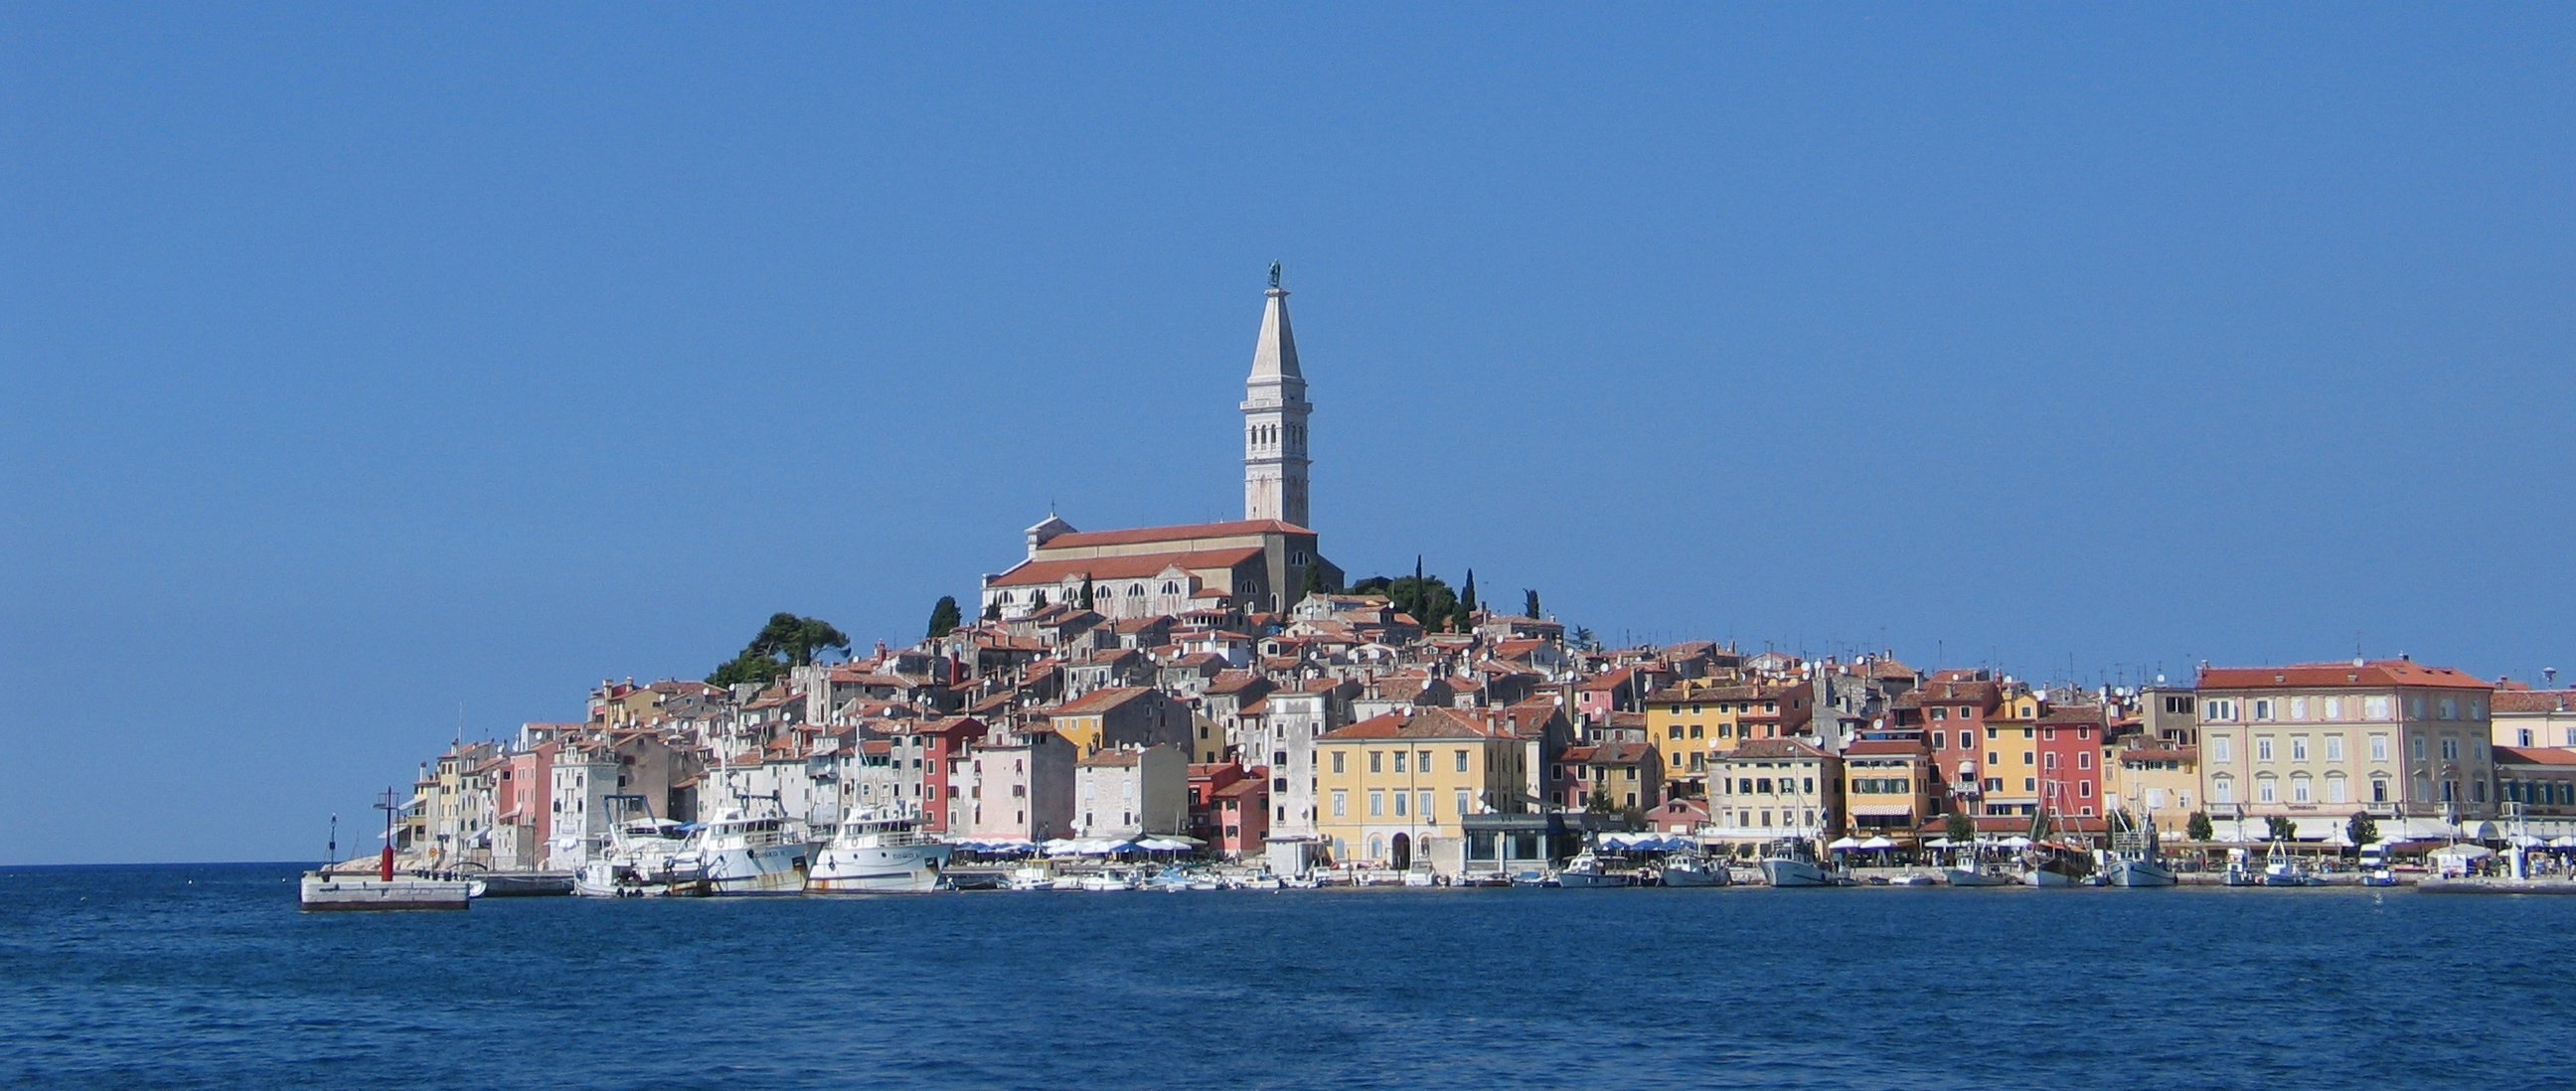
[1188, 761, 1268, 857]
[896, 715, 987, 834]
[1906, 674, 2003, 817]
[2033, 705, 2108, 820]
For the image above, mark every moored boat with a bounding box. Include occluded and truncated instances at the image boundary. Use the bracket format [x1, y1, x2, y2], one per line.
[1658, 851, 1732, 888]
[807, 809, 952, 893]
[2101, 810, 2176, 887]
[1759, 838, 1852, 887]
[1553, 851, 1633, 888]
[675, 800, 810, 895]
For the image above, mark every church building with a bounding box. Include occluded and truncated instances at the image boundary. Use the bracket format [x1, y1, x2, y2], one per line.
[980, 269, 1342, 621]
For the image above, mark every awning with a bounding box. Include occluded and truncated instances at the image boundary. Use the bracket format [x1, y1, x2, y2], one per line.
[1857, 836, 1897, 851]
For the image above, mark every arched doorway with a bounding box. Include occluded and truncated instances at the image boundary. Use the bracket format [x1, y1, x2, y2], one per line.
[1390, 833, 1412, 870]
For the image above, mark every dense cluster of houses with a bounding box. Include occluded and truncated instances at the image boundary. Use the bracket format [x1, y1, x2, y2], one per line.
[396, 588, 2576, 877]
[394, 275, 2575, 877]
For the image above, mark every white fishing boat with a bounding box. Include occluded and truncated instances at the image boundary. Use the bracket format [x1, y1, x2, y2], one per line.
[1003, 861, 1065, 890]
[1658, 851, 1732, 887]
[1759, 838, 1852, 887]
[807, 808, 952, 893]
[674, 800, 810, 895]
[1075, 870, 1135, 892]
[1943, 839, 2022, 887]
[573, 795, 703, 897]
[2260, 840, 2323, 886]
[1554, 851, 1632, 888]
[2101, 810, 2176, 887]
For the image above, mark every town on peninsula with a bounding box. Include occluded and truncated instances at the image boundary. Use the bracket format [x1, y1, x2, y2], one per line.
[351, 269, 2576, 900]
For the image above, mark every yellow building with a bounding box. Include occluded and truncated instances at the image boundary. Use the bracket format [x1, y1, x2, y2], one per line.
[1976, 690, 2043, 816]
[1316, 707, 1531, 869]
[2114, 742, 2200, 837]
[1643, 680, 1810, 794]
[1840, 740, 1933, 841]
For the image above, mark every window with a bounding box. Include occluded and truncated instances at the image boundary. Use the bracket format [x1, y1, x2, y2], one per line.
[2366, 697, 2393, 720]
[1332, 752, 1346, 774]
[1392, 792, 1406, 817]
[1989, 752, 2002, 766]
[2440, 698, 2458, 720]
[1368, 791, 1383, 817]
[1392, 751, 1407, 774]
[1669, 725, 1684, 740]
[2212, 775, 2235, 804]
[2256, 737, 2274, 762]
[1369, 752, 1382, 773]
[2252, 699, 2275, 721]
[1932, 707, 1948, 720]
[1418, 790, 1433, 818]
[2044, 753, 2059, 771]
[2205, 700, 2237, 721]
[2291, 737, 2309, 762]
[2412, 735, 2427, 761]
[2079, 782, 2093, 799]
[1456, 790, 1471, 818]
[2327, 774, 2348, 804]
[1987, 726, 1999, 740]
[2257, 776, 2278, 804]
[2370, 734, 2389, 762]
[2325, 698, 2343, 719]
[2291, 774, 2312, 804]
[2212, 736, 2232, 763]
[2441, 738, 2459, 761]
[1454, 749, 1469, 772]
[2022, 777, 2035, 792]
[2077, 751, 2093, 770]
[2327, 735, 2344, 761]
[2290, 698, 2310, 720]
[1930, 730, 1945, 749]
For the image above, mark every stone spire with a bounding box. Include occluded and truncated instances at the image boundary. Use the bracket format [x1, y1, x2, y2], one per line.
[1242, 264, 1312, 527]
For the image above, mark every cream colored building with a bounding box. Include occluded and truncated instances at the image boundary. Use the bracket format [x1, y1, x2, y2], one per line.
[2492, 689, 2576, 751]
[1314, 707, 1532, 870]
[2197, 660, 2497, 841]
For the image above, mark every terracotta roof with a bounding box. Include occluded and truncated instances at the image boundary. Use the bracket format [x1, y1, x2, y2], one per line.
[1211, 777, 1266, 798]
[1321, 707, 1516, 742]
[987, 547, 1266, 588]
[2495, 746, 2576, 766]
[1842, 740, 1926, 758]
[1079, 749, 1143, 767]
[2496, 690, 2576, 714]
[2198, 660, 2494, 693]
[1039, 519, 1313, 548]
[1719, 738, 1830, 761]
[1050, 687, 1161, 715]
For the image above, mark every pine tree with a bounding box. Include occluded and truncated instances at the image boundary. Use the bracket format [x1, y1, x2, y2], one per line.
[2186, 812, 2214, 842]
[1524, 588, 1541, 619]
[1079, 575, 1096, 611]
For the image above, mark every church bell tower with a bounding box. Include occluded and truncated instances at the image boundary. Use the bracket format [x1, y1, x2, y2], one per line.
[1242, 263, 1311, 527]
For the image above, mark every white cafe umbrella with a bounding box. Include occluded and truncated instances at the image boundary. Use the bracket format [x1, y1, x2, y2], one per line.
[2431, 844, 2495, 860]
[2551, 836, 2576, 849]
[1826, 837, 1862, 851]
[1858, 836, 1896, 851]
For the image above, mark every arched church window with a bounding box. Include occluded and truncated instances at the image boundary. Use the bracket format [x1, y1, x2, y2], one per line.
[1127, 584, 1144, 597]
[1162, 581, 1179, 595]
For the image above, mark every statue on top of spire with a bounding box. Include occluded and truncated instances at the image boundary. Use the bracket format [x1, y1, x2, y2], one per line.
[1268, 261, 1282, 290]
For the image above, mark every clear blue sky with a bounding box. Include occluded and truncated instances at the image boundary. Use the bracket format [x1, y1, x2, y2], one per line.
[5, 6, 2569, 863]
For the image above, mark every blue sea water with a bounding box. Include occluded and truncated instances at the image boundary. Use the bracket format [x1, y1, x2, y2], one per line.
[1, 863, 2568, 1090]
